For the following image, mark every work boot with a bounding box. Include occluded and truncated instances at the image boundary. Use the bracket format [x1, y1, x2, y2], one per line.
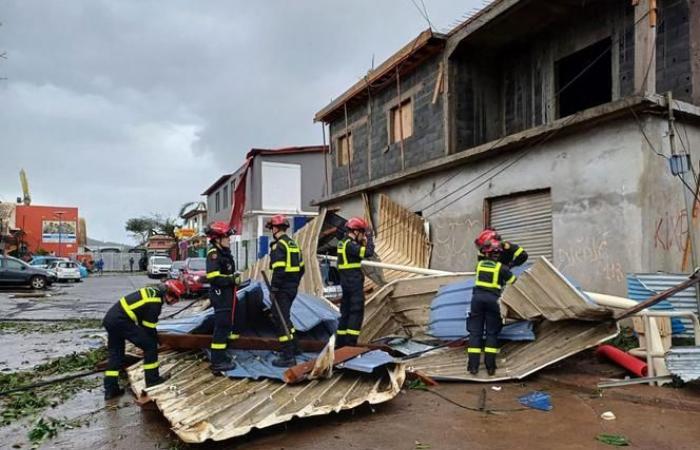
[335, 335, 347, 349]
[211, 352, 237, 373]
[145, 370, 169, 388]
[292, 339, 302, 356]
[271, 343, 296, 367]
[104, 386, 125, 400]
[467, 353, 481, 375]
[103, 376, 125, 400]
[484, 354, 497, 376]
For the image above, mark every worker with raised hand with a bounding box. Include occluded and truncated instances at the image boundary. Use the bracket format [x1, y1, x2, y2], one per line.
[474, 228, 528, 268]
[467, 239, 516, 376]
[266, 215, 305, 367]
[205, 221, 240, 373]
[335, 217, 374, 347]
[102, 279, 185, 400]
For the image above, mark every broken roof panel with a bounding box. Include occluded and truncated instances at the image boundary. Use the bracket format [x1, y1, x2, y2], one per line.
[209, 350, 317, 381]
[336, 350, 396, 374]
[127, 351, 405, 443]
[665, 346, 700, 382]
[500, 257, 613, 322]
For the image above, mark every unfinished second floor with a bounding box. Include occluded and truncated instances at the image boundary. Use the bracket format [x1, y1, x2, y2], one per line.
[316, 0, 700, 197]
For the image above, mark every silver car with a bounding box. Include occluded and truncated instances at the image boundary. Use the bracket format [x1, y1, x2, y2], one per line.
[169, 260, 186, 279]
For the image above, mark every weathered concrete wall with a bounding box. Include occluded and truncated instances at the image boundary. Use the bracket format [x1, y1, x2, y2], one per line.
[641, 115, 700, 272]
[330, 118, 651, 296]
[328, 54, 445, 193]
[656, 0, 693, 102]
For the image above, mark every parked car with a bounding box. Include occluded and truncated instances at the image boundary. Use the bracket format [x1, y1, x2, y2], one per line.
[179, 257, 208, 296]
[0, 255, 53, 290]
[29, 256, 69, 269]
[46, 260, 82, 282]
[168, 260, 186, 279]
[147, 255, 172, 278]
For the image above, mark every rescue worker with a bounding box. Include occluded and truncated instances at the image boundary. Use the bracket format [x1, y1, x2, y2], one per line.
[335, 217, 374, 347]
[103, 279, 185, 400]
[467, 239, 516, 376]
[266, 215, 304, 367]
[205, 221, 240, 373]
[474, 228, 528, 268]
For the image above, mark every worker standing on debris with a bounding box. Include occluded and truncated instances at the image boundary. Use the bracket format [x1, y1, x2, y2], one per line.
[475, 228, 528, 267]
[266, 215, 305, 367]
[467, 238, 516, 376]
[102, 279, 185, 400]
[205, 221, 240, 373]
[336, 217, 374, 348]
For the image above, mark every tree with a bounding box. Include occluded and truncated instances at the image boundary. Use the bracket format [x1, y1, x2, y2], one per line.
[125, 216, 160, 245]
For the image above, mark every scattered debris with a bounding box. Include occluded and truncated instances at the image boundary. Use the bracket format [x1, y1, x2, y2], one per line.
[491, 386, 502, 391]
[0, 319, 102, 334]
[596, 433, 630, 446]
[665, 346, 700, 382]
[518, 391, 552, 412]
[600, 411, 616, 421]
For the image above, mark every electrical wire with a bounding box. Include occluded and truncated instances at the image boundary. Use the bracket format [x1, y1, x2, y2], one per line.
[422, 388, 529, 413]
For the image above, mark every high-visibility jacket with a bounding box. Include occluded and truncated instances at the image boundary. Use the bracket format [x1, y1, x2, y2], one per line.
[473, 259, 516, 296]
[108, 286, 165, 331]
[269, 234, 305, 288]
[206, 245, 238, 288]
[337, 235, 374, 287]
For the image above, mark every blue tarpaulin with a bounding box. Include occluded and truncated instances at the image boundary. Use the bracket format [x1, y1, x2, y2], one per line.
[428, 265, 535, 341]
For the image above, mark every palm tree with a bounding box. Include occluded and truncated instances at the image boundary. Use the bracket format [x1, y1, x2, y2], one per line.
[178, 201, 206, 225]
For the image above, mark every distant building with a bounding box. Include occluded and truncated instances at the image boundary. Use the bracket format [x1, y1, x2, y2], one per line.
[147, 234, 176, 258]
[202, 145, 328, 268]
[178, 202, 208, 259]
[14, 204, 80, 257]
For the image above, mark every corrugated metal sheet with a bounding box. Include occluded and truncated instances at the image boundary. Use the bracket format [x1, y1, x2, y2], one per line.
[428, 268, 535, 341]
[127, 351, 405, 443]
[665, 346, 700, 382]
[242, 209, 327, 297]
[208, 350, 317, 381]
[489, 190, 553, 259]
[406, 320, 619, 382]
[628, 273, 696, 338]
[365, 194, 432, 289]
[336, 350, 396, 373]
[500, 257, 613, 322]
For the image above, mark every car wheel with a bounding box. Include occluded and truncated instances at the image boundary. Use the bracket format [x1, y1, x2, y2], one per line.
[30, 276, 47, 290]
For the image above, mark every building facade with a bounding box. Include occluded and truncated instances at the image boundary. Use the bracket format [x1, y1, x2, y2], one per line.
[202, 146, 328, 268]
[14, 204, 81, 257]
[315, 0, 700, 295]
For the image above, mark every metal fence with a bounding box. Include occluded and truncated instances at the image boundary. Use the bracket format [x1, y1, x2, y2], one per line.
[71, 252, 144, 272]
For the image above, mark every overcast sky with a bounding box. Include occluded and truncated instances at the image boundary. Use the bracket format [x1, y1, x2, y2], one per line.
[0, 0, 478, 244]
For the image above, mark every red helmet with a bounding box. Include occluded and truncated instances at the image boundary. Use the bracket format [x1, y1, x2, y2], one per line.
[474, 228, 500, 248]
[346, 217, 369, 231]
[265, 215, 290, 230]
[164, 279, 186, 299]
[481, 239, 503, 257]
[204, 221, 233, 238]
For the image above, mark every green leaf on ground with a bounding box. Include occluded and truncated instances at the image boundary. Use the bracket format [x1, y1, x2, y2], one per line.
[596, 433, 630, 446]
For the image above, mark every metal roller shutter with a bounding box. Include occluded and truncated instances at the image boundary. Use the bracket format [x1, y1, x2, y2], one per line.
[488, 189, 553, 259]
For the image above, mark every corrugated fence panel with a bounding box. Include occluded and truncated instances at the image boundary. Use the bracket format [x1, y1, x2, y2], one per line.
[627, 273, 698, 338]
[489, 190, 552, 260]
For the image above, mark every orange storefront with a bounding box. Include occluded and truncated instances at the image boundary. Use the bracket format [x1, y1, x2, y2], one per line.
[15, 205, 80, 256]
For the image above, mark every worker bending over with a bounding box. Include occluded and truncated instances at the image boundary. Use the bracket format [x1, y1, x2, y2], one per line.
[205, 221, 240, 373]
[475, 228, 528, 267]
[467, 239, 516, 376]
[102, 279, 185, 400]
[336, 217, 374, 347]
[267, 215, 305, 367]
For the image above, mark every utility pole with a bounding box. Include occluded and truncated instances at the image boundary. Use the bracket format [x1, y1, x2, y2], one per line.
[667, 92, 700, 313]
[55, 211, 65, 257]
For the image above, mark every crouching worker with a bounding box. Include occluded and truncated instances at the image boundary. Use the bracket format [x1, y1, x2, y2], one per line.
[102, 279, 185, 400]
[467, 239, 516, 376]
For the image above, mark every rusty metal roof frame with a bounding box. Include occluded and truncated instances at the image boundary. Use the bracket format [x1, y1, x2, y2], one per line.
[314, 29, 447, 123]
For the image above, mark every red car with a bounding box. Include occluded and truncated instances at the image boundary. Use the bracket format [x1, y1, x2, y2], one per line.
[179, 257, 208, 297]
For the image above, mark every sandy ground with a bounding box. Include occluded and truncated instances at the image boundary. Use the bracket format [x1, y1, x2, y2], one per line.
[1, 275, 700, 449]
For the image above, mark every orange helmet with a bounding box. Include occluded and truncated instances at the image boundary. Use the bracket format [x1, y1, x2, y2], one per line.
[204, 221, 234, 238]
[164, 279, 186, 299]
[474, 228, 500, 248]
[346, 217, 369, 231]
[265, 215, 290, 229]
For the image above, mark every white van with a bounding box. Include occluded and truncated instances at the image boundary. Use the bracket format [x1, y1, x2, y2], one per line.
[147, 255, 172, 278]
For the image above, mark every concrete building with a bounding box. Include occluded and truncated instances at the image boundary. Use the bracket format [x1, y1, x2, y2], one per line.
[314, 0, 700, 295]
[202, 146, 328, 268]
[13, 204, 81, 257]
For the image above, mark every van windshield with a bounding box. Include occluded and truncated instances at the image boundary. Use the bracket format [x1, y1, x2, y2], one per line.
[154, 257, 172, 265]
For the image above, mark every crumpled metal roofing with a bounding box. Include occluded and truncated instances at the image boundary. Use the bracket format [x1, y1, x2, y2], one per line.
[336, 350, 396, 374]
[500, 257, 613, 322]
[665, 346, 700, 382]
[628, 273, 692, 337]
[429, 268, 535, 341]
[127, 351, 405, 443]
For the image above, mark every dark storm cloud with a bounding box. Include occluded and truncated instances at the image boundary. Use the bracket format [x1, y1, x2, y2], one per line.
[0, 0, 476, 242]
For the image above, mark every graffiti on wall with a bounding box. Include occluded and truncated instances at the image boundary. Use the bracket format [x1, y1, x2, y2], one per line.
[654, 208, 689, 253]
[432, 217, 481, 267]
[557, 234, 625, 283]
